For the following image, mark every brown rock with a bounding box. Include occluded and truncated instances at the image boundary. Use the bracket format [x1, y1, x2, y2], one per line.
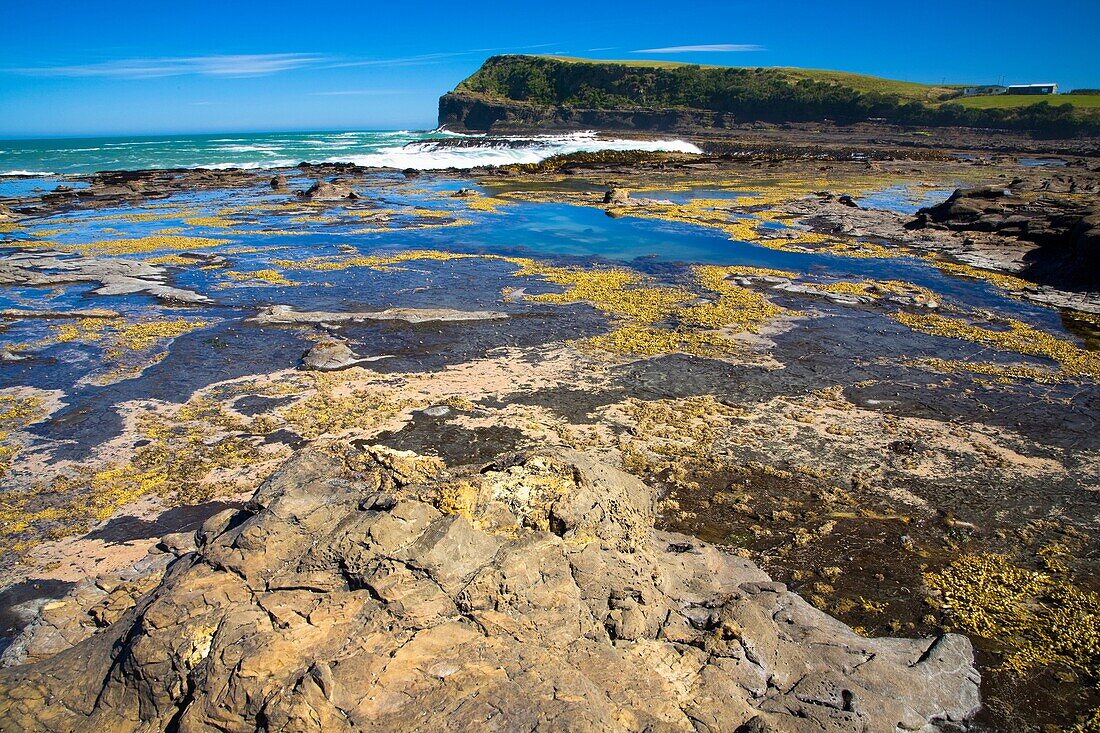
[298, 179, 358, 201]
[0, 449, 981, 732]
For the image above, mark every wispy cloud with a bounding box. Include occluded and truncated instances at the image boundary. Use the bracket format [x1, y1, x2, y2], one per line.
[587, 47, 618, 52]
[632, 44, 764, 54]
[8, 44, 560, 80]
[11, 53, 327, 79]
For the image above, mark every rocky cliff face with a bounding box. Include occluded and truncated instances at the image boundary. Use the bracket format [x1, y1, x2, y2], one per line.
[438, 91, 740, 133]
[0, 446, 980, 732]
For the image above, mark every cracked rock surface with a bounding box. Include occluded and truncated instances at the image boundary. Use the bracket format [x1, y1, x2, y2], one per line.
[0, 448, 980, 732]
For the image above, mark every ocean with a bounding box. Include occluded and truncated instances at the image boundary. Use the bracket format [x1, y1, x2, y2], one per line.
[0, 129, 702, 177]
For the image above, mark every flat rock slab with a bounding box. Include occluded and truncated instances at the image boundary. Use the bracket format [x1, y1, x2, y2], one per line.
[253, 304, 508, 325]
[0, 447, 981, 732]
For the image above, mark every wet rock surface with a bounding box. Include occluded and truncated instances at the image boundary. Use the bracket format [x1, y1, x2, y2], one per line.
[0, 448, 980, 732]
[908, 181, 1100, 287]
[2, 131, 1099, 730]
[301, 339, 361, 371]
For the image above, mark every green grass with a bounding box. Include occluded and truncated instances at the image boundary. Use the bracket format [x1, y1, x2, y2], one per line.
[453, 56, 1100, 133]
[536, 56, 963, 103]
[952, 94, 1100, 110]
[770, 68, 966, 103]
[537, 55, 701, 70]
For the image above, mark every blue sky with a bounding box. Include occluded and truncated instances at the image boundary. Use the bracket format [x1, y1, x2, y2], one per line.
[1, 0, 1096, 138]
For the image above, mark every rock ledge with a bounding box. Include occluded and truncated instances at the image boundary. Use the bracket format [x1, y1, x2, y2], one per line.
[0, 448, 980, 732]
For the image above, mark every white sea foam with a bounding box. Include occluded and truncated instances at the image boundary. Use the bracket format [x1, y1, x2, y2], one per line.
[193, 159, 298, 170]
[322, 133, 702, 170]
[218, 145, 283, 154]
[0, 130, 702, 175]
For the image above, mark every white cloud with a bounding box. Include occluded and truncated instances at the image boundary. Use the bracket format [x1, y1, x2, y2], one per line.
[632, 44, 764, 53]
[12, 53, 326, 79]
[8, 44, 561, 80]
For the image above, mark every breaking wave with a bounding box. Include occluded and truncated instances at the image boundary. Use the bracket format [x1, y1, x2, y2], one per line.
[329, 132, 702, 170]
[0, 130, 702, 176]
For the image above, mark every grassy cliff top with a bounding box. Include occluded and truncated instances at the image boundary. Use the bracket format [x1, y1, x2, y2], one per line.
[448, 55, 1098, 132]
[530, 55, 967, 104]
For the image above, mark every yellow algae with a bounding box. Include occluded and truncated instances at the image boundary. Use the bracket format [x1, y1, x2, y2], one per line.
[288, 214, 338, 224]
[933, 261, 1034, 292]
[182, 216, 238, 228]
[804, 278, 941, 305]
[609, 395, 742, 489]
[503, 258, 791, 357]
[46, 317, 211, 383]
[276, 248, 481, 273]
[461, 193, 512, 214]
[145, 254, 198, 266]
[153, 227, 185, 235]
[893, 312, 1100, 379]
[681, 265, 793, 332]
[350, 217, 473, 234]
[0, 395, 275, 556]
[718, 265, 799, 278]
[279, 374, 421, 440]
[225, 269, 296, 286]
[52, 317, 112, 344]
[904, 357, 1068, 384]
[0, 392, 46, 480]
[925, 553, 1099, 680]
[580, 324, 734, 357]
[105, 318, 211, 355]
[30, 227, 73, 238]
[63, 234, 230, 256]
[223, 229, 313, 237]
[515, 261, 693, 323]
[121, 210, 199, 223]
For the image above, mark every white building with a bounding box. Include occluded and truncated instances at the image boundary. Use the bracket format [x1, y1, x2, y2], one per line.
[1006, 83, 1058, 95]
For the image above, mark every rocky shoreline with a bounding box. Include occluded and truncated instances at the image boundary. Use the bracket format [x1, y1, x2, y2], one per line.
[1, 126, 1099, 731]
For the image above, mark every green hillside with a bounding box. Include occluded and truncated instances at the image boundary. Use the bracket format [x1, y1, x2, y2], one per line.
[535, 57, 965, 103]
[953, 93, 1100, 110]
[449, 55, 1098, 134]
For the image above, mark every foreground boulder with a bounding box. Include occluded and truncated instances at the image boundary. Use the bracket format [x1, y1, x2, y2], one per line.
[298, 179, 358, 201]
[301, 339, 360, 371]
[0, 448, 981, 732]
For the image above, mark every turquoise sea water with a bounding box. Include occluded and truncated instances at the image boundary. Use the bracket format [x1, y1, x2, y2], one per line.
[0, 130, 702, 177]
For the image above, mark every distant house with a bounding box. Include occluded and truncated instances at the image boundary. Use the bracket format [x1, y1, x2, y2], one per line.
[962, 85, 1007, 97]
[1006, 83, 1058, 95]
